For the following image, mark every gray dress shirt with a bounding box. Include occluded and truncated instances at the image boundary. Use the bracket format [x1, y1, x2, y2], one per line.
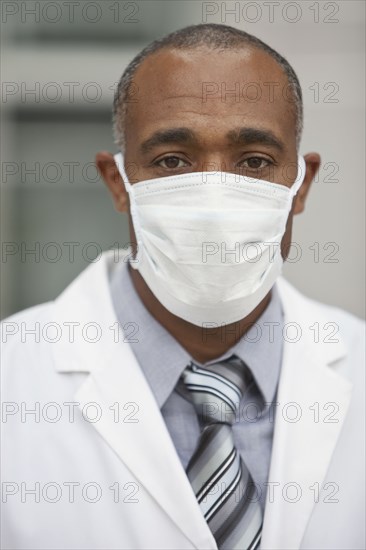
[110, 260, 284, 513]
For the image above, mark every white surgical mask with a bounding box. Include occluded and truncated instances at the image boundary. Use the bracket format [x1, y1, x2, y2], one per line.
[114, 153, 306, 326]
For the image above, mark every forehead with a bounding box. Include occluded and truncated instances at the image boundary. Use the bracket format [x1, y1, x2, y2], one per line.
[125, 47, 297, 150]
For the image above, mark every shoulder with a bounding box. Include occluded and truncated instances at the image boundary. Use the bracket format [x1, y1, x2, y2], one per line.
[277, 277, 365, 379]
[1, 302, 59, 387]
[1, 301, 56, 349]
[1, 253, 121, 388]
[277, 276, 365, 331]
[1, 252, 115, 359]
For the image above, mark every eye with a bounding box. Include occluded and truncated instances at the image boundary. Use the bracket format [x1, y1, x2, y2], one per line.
[239, 157, 272, 170]
[155, 156, 188, 169]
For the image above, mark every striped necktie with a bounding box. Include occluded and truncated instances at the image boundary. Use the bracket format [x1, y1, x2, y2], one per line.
[182, 355, 262, 550]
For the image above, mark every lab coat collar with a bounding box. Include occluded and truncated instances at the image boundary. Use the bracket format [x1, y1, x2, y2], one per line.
[52, 252, 347, 374]
[52, 251, 118, 374]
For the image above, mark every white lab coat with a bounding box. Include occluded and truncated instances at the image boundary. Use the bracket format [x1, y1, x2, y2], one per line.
[1, 251, 365, 549]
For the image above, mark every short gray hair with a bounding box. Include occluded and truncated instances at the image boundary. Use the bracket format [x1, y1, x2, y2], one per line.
[113, 23, 303, 151]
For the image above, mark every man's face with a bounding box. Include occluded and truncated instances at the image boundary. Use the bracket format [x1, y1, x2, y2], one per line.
[98, 46, 319, 261]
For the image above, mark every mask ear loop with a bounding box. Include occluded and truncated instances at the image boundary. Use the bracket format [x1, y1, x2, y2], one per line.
[270, 155, 306, 267]
[114, 152, 132, 192]
[113, 152, 142, 268]
[281, 155, 306, 215]
[291, 155, 306, 197]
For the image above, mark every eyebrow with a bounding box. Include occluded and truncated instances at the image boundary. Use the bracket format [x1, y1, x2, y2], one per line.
[227, 127, 285, 151]
[139, 126, 285, 154]
[140, 128, 196, 154]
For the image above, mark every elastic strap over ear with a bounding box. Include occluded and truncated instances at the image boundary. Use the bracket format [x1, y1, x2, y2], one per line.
[291, 155, 306, 196]
[114, 152, 132, 192]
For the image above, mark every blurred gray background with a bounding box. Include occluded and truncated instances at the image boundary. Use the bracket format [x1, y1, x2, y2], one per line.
[1, 0, 365, 319]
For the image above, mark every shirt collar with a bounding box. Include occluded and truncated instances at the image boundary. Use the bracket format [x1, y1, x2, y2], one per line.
[229, 284, 284, 404]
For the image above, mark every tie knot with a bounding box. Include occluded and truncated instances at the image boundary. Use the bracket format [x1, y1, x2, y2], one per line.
[182, 355, 250, 425]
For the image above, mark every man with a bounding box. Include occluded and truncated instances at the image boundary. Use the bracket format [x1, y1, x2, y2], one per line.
[1, 23, 364, 550]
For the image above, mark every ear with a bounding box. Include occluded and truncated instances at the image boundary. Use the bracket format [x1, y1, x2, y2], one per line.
[95, 151, 128, 213]
[293, 152, 321, 214]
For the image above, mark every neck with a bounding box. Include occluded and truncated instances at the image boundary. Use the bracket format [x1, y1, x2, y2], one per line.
[128, 264, 271, 364]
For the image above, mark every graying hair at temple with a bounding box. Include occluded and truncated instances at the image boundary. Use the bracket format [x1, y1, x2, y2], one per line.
[112, 23, 304, 151]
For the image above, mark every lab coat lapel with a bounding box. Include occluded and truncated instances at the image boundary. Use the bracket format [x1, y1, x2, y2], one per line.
[260, 279, 352, 549]
[74, 348, 217, 549]
[52, 252, 217, 550]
